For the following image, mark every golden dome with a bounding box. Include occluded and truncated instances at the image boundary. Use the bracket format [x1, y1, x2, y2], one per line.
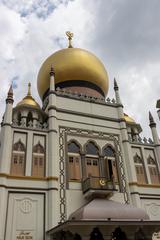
[124, 113, 135, 123]
[17, 83, 40, 109]
[37, 47, 109, 99]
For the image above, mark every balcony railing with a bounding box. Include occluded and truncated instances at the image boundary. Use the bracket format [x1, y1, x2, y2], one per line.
[82, 176, 117, 194]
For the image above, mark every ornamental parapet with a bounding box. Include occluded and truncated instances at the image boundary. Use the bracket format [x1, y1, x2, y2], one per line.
[12, 118, 48, 131]
[55, 88, 117, 105]
[129, 135, 154, 145]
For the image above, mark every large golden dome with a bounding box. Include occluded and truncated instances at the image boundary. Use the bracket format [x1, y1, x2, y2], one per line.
[37, 47, 109, 99]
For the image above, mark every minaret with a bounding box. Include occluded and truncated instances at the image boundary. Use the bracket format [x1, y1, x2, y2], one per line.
[0, 85, 14, 173]
[48, 65, 57, 177]
[47, 65, 59, 228]
[156, 99, 160, 120]
[114, 78, 122, 105]
[114, 79, 140, 206]
[149, 111, 160, 144]
[149, 111, 160, 166]
[50, 65, 55, 91]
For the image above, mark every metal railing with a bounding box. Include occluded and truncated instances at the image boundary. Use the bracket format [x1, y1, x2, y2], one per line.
[82, 176, 116, 194]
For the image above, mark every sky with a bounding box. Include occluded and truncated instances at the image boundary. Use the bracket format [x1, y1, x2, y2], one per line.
[0, 0, 160, 138]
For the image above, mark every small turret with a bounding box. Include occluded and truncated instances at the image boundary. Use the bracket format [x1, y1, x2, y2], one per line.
[6, 85, 14, 104]
[149, 111, 159, 144]
[3, 85, 14, 124]
[149, 111, 156, 127]
[0, 85, 14, 173]
[50, 65, 55, 91]
[156, 99, 160, 120]
[114, 78, 122, 105]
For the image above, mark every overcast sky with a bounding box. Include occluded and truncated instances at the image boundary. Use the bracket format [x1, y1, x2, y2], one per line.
[0, 0, 160, 138]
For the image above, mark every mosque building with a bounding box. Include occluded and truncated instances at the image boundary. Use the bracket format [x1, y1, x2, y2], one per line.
[0, 32, 160, 240]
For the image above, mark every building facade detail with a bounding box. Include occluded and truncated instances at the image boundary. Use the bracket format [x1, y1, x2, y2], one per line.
[0, 35, 160, 240]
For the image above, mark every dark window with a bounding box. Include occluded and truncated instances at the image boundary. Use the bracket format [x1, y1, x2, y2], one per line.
[147, 155, 155, 165]
[26, 112, 33, 127]
[86, 142, 98, 155]
[134, 154, 142, 163]
[87, 159, 91, 165]
[68, 142, 80, 153]
[13, 139, 25, 152]
[17, 112, 21, 126]
[33, 142, 44, 154]
[103, 146, 115, 157]
[14, 156, 18, 164]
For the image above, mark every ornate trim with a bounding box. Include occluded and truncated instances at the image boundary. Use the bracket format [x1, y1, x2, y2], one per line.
[0, 173, 58, 181]
[59, 126, 130, 222]
[129, 182, 160, 188]
[59, 128, 67, 222]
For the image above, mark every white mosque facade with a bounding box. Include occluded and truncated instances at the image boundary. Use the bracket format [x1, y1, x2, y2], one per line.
[0, 33, 160, 240]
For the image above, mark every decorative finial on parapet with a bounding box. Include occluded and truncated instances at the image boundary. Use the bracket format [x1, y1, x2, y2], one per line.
[8, 84, 13, 96]
[114, 78, 119, 91]
[50, 65, 55, 76]
[149, 111, 156, 127]
[6, 84, 14, 104]
[66, 31, 74, 48]
[27, 82, 31, 96]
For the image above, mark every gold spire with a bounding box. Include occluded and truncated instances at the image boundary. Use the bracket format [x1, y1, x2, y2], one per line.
[66, 31, 74, 48]
[27, 82, 31, 96]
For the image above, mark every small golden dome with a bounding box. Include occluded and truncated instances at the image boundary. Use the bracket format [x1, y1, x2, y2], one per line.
[37, 47, 109, 99]
[17, 83, 40, 109]
[124, 113, 135, 123]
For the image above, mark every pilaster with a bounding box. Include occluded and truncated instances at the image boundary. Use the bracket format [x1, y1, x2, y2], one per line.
[114, 79, 139, 205]
[0, 86, 14, 173]
[149, 111, 160, 167]
[114, 79, 137, 183]
[25, 131, 33, 176]
[0, 187, 7, 240]
[47, 66, 59, 227]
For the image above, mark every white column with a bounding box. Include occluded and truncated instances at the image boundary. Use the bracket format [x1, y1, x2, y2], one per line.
[0, 188, 8, 240]
[25, 131, 33, 176]
[114, 79, 137, 183]
[149, 111, 160, 168]
[0, 87, 14, 174]
[47, 66, 60, 228]
[114, 79, 139, 205]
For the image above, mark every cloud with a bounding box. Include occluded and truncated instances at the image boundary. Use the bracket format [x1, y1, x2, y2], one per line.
[85, 0, 160, 136]
[1, 0, 72, 19]
[0, 0, 160, 138]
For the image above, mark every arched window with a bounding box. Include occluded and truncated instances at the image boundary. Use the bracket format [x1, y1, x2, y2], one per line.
[32, 141, 45, 177]
[131, 128, 137, 141]
[11, 139, 25, 176]
[68, 141, 81, 181]
[134, 153, 146, 184]
[26, 112, 33, 127]
[147, 155, 160, 184]
[17, 112, 21, 126]
[85, 141, 99, 178]
[103, 145, 118, 182]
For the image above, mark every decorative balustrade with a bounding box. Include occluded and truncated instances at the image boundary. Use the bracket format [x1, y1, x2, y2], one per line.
[129, 135, 154, 145]
[55, 88, 117, 105]
[12, 118, 48, 131]
[82, 176, 117, 195]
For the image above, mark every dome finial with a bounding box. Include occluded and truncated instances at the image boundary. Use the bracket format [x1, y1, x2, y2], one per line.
[50, 64, 55, 76]
[66, 31, 74, 48]
[149, 111, 155, 125]
[27, 82, 31, 96]
[114, 78, 119, 90]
